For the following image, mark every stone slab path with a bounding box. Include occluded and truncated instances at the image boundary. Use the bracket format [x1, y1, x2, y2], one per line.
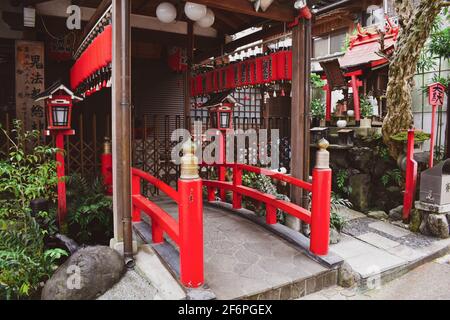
[301, 255, 450, 300]
[141, 197, 334, 300]
[330, 207, 450, 282]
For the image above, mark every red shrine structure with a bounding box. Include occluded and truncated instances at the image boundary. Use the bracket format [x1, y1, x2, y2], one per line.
[320, 17, 399, 125]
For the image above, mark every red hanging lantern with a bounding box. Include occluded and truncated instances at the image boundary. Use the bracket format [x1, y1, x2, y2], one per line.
[226, 64, 235, 90]
[255, 55, 264, 86]
[213, 69, 220, 92]
[249, 58, 257, 87]
[261, 55, 272, 84]
[205, 71, 213, 94]
[233, 62, 241, 89]
[195, 74, 203, 97]
[220, 66, 228, 91]
[270, 50, 280, 82]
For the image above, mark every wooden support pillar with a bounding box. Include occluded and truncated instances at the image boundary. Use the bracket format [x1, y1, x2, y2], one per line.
[289, 19, 311, 230]
[111, 0, 133, 261]
[184, 21, 194, 129]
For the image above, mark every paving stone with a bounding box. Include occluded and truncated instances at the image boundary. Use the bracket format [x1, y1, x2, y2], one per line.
[337, 207, 366, 221]
[385, 245, 426, 262]
[356, 232, 401, 250]
[330, 237, 380, 259]
[368, 221, 411, 238]
[345, 249, 407, 278]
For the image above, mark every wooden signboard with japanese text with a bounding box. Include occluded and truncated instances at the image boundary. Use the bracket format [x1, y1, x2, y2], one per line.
[15, 40, 45, 132]
[428, 82, 445, 107]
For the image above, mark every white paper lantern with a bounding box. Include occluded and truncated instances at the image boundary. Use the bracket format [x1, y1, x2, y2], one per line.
[196, 8, 215, 28]
[156, 2, 177, 24]
[184, 2, 207, 21]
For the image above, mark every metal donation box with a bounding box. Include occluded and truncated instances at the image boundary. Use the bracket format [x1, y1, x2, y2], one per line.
[420, 159, 450, 205]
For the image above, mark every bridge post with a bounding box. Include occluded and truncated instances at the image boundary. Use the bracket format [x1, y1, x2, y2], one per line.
[232, 164, 242, 209]
[310, 138, 332, 256]
[131, 173, 141, 222]
[178, 140, 204, 287]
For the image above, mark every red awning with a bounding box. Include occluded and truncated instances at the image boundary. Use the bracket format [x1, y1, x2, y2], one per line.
[339, 37, 395, 69]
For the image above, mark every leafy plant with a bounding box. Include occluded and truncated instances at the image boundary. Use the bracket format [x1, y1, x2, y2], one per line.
[0, 204, 67, 299]
[429, 27, 450, 60]
[311, 98, 325, 119]
[310, 73, 325, 88]
[330, 193, 352, 232]
[381, 169, 403, 188]
[336, 170, 352, 196]
[0, 121, 66, 299]
[0, 120, 58, 206]
[241, 171, 289, 223]
[66, 174, 113, 244]
[359, 95, 373, 118]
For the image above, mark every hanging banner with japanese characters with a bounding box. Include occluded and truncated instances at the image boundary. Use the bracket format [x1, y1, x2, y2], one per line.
[15, 40, 45, 131]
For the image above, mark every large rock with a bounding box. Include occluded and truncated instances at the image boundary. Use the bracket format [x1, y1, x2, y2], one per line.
[338, 262, 360, 288]
[367, 211, 388, 220]
[389, 205, 403, 221]
[42, 246, 125, 300]
[427, 214, 450, 239]
[349, 174, 371, 212]
[348, 147, 373, 173]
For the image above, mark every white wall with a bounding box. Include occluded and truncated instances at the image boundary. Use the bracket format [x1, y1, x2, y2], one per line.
[412, 59, 449, 152]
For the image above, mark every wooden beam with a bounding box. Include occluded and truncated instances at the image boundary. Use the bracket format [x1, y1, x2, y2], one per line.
[77, 0, 112, 51]
[111, 0, 133, 261]
[289, 20, 309, 231]
[184, 21, 194, 129]
[195, 23, 284, 63]
[183, 0, 295, 23]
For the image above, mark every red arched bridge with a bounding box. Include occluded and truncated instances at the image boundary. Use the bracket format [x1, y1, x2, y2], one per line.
[131, 140, 332, 289]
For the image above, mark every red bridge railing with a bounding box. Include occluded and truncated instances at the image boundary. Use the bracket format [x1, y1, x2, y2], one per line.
[202, 139, 332, 255]
[130, 139, 331, 289]
[131, 142, 203, 288]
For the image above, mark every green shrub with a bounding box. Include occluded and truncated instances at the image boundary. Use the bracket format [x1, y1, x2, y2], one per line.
[242, 171, 289, 223]
[66, 174, 113, 245]
[0, 120, 66, 299]
[311, 98, 325, 119]
[0, 120, 58, 206]
[0, 204, 66, 300]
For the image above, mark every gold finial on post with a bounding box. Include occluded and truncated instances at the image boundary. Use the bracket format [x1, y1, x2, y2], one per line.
[315, 138, 330, 169]
[180, 139, 199, 180]
[103, 137, 111, 154]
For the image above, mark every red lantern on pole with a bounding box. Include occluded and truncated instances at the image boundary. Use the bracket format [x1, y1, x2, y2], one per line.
[34, 82, 83, 231]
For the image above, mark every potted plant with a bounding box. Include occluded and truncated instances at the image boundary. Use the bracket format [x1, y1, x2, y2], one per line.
[360, 95, 373, 128]
[311, 98, 325, 127]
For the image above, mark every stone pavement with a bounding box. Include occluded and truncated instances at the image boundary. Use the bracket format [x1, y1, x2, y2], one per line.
[98, 270, 160, 300]
[329, 207, 450, 286]
[301, 255, 450, 300]
[137, 197, 336, 300]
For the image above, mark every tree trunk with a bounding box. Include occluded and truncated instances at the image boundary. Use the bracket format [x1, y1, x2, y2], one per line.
[382, 0, 443, 159]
